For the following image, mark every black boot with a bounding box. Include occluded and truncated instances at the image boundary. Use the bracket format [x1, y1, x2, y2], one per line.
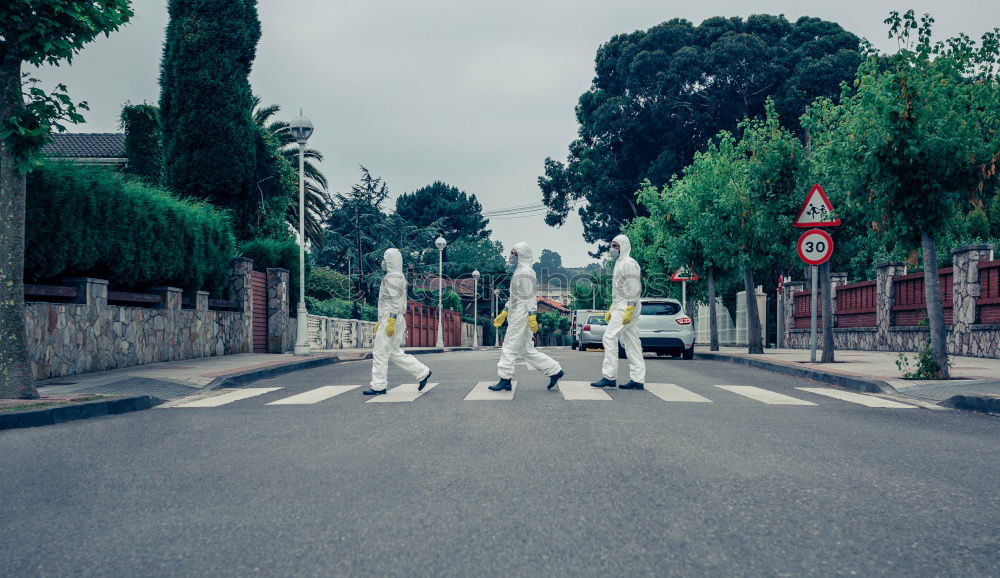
[619, 380, 645, 390]
[590, 377, 616, 388]
[547, 370, 564, 390]
[362, 388, 387, 396]
[489, 377, 513, 391]
[418, 370, 433, 391]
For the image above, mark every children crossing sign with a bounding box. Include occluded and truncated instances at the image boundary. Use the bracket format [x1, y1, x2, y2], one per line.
[794, 184, 841, 228]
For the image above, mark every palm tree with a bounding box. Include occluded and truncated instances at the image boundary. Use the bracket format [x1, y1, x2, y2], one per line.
[252, 96, 331, 246]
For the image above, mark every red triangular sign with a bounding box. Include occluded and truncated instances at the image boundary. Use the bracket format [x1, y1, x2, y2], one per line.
[794, 184, 840, 227]
[670, 266, 699, 281]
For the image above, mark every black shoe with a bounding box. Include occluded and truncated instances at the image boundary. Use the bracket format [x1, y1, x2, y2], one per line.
[489, 378, 513, 391]
[620, 380, 645, 390]
[547, 370, 564, 390]
[590, 377, 616, 388]
[362, 388, 387, 396]
[418, 371, 432, 392]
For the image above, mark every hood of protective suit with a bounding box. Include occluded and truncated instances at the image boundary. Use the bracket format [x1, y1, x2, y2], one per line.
[612, 234, 632, 260]
[512, 241, 533, 267]
[382, 247, 403, 274]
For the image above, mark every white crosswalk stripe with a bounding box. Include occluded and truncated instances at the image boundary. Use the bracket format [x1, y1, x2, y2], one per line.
[465, 381, 518, 400]
[796, 388, 917, 408]
[365, 382, 439, 403]
[266, 385, 360, 405]
[714, 385, 817, 406]
[645, 383, 713, 403]
[173, 388, 282, 408]
[558, 381, 613, 400]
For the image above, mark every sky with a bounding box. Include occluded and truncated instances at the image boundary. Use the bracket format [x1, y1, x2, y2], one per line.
[32, 0, 1000, 267]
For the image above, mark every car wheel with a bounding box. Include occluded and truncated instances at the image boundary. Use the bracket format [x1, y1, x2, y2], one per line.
[682, 345, 694, 360]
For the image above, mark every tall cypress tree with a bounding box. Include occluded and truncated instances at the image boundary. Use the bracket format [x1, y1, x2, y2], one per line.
[159, 0, 261, 227]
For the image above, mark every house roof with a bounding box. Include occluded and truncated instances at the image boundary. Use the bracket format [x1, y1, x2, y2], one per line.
[42, 133, 126, 159]
[536, 297, 571, 313]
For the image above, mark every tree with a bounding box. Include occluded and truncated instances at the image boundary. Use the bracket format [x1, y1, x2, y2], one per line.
[842, 11, 999, 377]
[443, 236, 505, 277]
[120, 103, 162, 186]
[532, 249, 564, 279]
[159, 0, 261, 226]
[395, 181, 491, 240]
[1, 0, 133, 399]
[540, 15, 862, 251]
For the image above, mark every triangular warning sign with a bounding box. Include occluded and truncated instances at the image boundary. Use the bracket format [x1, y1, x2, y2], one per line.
[670, 266, 699, 281]
[794, 184, 840, 228]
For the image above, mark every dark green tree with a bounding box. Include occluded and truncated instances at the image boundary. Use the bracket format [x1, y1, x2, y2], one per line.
[159, 0, 261, 227]
[540, 15, 862, 250]
[395, 181, 490, 239]
[532, 249, 564, 279]
[0, 0, 133, 399]
[120, 103, 162, 186]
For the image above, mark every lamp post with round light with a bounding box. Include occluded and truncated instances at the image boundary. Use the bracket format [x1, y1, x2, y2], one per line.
[435, 236, 447, 348]
[289, 112, 313, 356]
[472, 269, 480, 347]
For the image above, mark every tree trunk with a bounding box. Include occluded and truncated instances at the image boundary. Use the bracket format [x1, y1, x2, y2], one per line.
[921, 231, 949, 378]
[820, 261, 835, 363]
[0, 56, 39, 399]
[708, 265, 719, 351]
[743, 264, 763, 354]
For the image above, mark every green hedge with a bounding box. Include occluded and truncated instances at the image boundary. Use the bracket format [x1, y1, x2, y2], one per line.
[239, 237, 307, 299]
[26, 162, 235, 294]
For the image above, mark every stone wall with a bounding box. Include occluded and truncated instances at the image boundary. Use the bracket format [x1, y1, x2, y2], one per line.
[783, 244, 1000, 358]
[306, 315, 376, 350]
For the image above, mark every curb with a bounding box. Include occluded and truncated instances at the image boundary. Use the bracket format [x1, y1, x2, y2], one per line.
[940, 394, 1000, 414]
[696, 352, 896, 394]
[207, 354, 359, 390]
[0, 395, 161, 430]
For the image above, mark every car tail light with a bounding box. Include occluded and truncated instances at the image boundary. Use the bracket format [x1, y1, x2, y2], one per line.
[676, 317, 692, 325]
[583, 324, 591, 332]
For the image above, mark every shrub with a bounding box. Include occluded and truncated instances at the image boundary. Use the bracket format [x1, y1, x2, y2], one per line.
[26, 162, 235, 294]
[239, 237, 305, 299]
[307, 266, 352, 300]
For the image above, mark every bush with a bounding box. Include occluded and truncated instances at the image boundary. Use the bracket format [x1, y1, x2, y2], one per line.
[26, 162, 235, 294]
[307, 266, 352, 300]
[239, 237, 306, 300]
[305, 297, 377, 321]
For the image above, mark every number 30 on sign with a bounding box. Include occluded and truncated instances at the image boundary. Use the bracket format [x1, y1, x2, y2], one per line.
[796, 229, 833, 266]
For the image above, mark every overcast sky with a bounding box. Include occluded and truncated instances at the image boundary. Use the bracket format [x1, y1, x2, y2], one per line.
[33, 1, 1000, 267]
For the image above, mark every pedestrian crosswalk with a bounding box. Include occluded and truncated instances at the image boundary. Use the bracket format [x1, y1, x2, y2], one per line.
[168, 382, 919, 411]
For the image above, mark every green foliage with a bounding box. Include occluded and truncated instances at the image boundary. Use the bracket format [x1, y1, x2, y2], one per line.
[442, 290, 461, 312]
[25, 162, 234, 294]
[0, 0, 133, 170]
[239, 237, 306, 301]
[540, 14, 863, 248]
[159, 0, 260, 223]
[444, 237, 505, 277]
[570, 273, 612, 310]
[306, 266, 352, 301]
[395, 181, 490, 239]
[895, 339, 948, 379]
[412, 288, 461, 312]
[120, 103, 162, 186]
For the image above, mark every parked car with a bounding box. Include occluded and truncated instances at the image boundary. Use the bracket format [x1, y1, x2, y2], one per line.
[571, 309, 601, 350]
[616, 298, 695, 359]
[578, 313, 608, 350]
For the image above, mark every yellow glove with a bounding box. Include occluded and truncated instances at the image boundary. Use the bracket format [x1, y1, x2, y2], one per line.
[604, 309, 611, 323]
[386, 316, 396, 337]
[528, 315, 539, 333]
[493, 310, 508, 327]
[374, 321, 380, 334]
[623, 305, 636, 325]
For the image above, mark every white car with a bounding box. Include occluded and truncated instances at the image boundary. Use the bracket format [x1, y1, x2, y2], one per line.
[571, 309, 601, 350]
[617, 298, 695, 360]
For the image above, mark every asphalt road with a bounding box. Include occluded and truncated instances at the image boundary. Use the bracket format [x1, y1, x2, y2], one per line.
[2, 348, 998, 577]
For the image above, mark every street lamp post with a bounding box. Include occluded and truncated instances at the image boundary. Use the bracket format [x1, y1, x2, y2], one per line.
[435, 236, 447, 348]
[289, 112, 314, 356]
[493, 288, 500, 347]
[472, 269, 480, 347]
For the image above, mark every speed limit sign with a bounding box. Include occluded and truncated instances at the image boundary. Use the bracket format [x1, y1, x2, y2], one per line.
[797, 229, 833, 265]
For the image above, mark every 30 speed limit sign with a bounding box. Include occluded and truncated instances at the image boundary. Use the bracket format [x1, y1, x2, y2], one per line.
[796, 229, 833, 265]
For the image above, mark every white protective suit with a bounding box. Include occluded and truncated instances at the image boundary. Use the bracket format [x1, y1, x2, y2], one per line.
[602, 234, 646, 383]
[370, 248, 430, 391]
[496, 242, 562, 380]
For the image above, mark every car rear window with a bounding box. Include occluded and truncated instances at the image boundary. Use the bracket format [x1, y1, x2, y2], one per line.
[586, 315, 606, 324]
[642, 302, 682, 316]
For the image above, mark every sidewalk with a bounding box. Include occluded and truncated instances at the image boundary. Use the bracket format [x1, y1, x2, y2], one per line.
[696, 346, 1000, 413]
[1, 347, 469, 430]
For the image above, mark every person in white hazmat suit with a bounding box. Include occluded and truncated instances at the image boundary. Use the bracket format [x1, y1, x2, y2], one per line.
[362, 248, 433, 396]
[490, 241, 564, 391]
[591, 234, 645, 390]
